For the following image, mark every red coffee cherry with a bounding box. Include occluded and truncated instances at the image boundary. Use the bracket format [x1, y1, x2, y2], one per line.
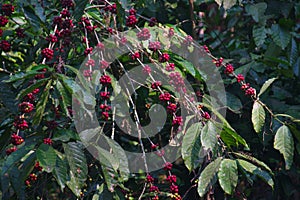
[149, 41, 161, 51]
[2, 4, 15, 16]
[146, 174, 154, 183]
[159, 53, 170, 63]
[13, 118, 29, 130]
[159, 92, 171, 101]
[41, 48, 54, 60]
[236, 74, 244, 82]
[11, 134, 24, 145]
[99, 75, 112, 85]
[172, 116, 183, 126]
[126, 15, 138, 27]
[245, 87, 256, 96]
[43, 138, 53, 145]
[19, 102, 34, 113]
[129, 8, 136, 15]
[16, 28, 26, 38]
[136, 28, 151, 41]
[225, 64, 234, 74]
[163, 162, 173, 170]
[0, 16, 9, 26]
[6, 146, 17, 155]
[0, 40, 11, 52]
[149, 17, 157, 27]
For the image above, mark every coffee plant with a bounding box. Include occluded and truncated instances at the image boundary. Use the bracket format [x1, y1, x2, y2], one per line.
[0, 0, 299, 199]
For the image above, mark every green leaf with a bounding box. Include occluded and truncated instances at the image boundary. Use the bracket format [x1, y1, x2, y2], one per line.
[53, 156, 70, 190]
[36, 144, 57, 173]
[218, 159, 238, 195]
[197, 157, 222, 197]
[274, 125, 294, 170]
[103, 137, 129, 180]
[258, 77, 277, 97]
[22, 5, 43, 32]
[253, 26, 267, 46]
[33, 79, 52, 125]
[271, 24, 291, 49]
[3, 71, 39, 83]
[182, 122, 203, 171]
[215, 0, 237, 10]
[237, 159, 274, 189]
[95, 146, 119, 171]
[251, 101, 266, 133]
[55, 80, 71, 118]
[74, 0, 89, 21]
[245, 3, 267, 23]
[17, 78, 50, 100]
[290, 38, 298, 66]
[64, 142, 88, 196]
[232, 152, 272, 174]
[1, 144, 35, 176]
[220, 125, 249, 149]
[226, 93, 242, 114]
[201, 121, 218, 151]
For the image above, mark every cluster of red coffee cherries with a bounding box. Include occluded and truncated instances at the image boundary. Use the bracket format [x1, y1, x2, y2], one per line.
[145, 163, 182, 200]
[0, 3, 15, 52]
[204, 46, 256, 97]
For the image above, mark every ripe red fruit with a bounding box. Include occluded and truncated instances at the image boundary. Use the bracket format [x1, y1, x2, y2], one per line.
[61, 0, 74, 8]
[16, 28, 25, 38]
[99, 75, 112, 85]
[13, 118, 29, 130]
[136, 28, 151, 41]
[166, 63, 175, 71]
[146, 174, 154, 183]
[245, 87, 256, 96]
[6, 146, 17, 155]
[172, 116, 183, 126]
[167, 103, 177, 113]
[166, 175, 177, 183]
[85, 59, 95, 67]
[149, 185, 159, 192]
[143, 65, 151, 74]
[34, 161, 43, 171]
[202, 112, 211, 120]
[101, 111, 109, 121]
[129, 8, 136, 15]
[170, 184, 179, 193]
[100, 91, 110, 100]
[159, 53, 170, 63]
[19, 102, 34, 113]
[0, 40, 11, 52]
[151, 81, 162, 89]
[2, 4, 15, 16]
[29, 173, 37, 181]
[149, 41, 161, 51]
[149, 17, 157, 27]
[159, 92, 171, 101]
[163, 162, 173, 170]
[126, 15, 138, 27]
[11, 134, 24, 145]
[236, 74, 245, 82]
[168, 28, 175, 37]
[214, 57, 224, 67]
[84, 47, 93, 56]
[0, 29, 2, 37]
[225, 64, 234, 74]
[43, 138, 53, 145]
[47, 34, 58, 43]
[41, 48, 54, 60]
[0, 16, 9, 26]
[131, 51, 140, 60]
